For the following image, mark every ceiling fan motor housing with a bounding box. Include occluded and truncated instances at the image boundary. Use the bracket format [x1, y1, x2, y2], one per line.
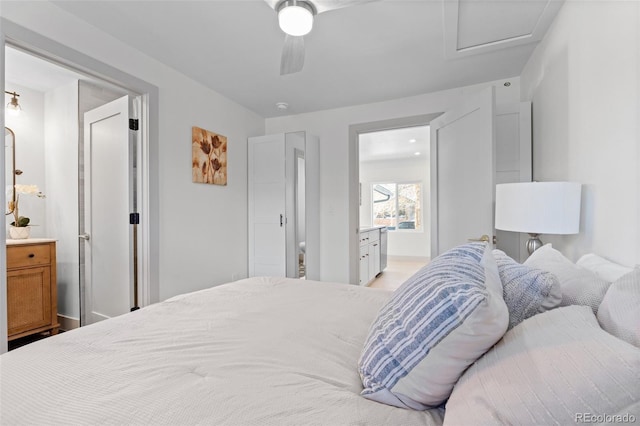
[277, 0, 317, 36]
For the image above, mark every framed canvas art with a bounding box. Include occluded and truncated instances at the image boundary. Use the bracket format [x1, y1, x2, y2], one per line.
[192, 126, 227, 185]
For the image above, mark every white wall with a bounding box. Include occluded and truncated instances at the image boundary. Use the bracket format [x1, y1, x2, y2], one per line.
[520, 1, 640, 266]
[44, 81, 79, 318]
[360, 157, 430, 257]
[4, 82, 46, 237]
[266, 79, 520, 283]
[1, 2, 265, 301]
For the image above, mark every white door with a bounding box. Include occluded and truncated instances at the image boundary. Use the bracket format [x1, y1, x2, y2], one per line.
[84, 96, 132, 324]
[248, 134, 286, 277]
[430, 87, 496, 256]
[494, 102, 532, 262]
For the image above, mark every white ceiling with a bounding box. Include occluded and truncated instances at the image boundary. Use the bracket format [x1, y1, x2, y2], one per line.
[5, 46, 86, 92]
[47, 0, 562, 118]
[359, 125, 429, 162]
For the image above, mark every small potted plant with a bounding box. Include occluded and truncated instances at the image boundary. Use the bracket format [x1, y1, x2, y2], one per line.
[7, 184, 45, 239]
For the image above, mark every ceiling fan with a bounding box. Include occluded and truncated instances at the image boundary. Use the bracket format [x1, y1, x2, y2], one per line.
[264, 0, 379, 75]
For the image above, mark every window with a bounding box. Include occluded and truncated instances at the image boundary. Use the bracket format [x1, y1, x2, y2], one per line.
[372, 182, 422, 231]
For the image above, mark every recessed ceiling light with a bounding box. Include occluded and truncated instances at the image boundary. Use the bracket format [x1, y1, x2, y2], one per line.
[414, 152, 421, 156]
[409, 138, 417, 143]
[276, 102, 289, 111]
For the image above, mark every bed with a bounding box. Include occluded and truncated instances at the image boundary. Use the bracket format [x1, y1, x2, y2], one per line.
[0, 277, 444, 425]
[1, 245, 639, 425]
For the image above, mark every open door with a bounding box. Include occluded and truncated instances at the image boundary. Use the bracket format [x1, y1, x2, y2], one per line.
[83, 95, 133, 324]
[430, 87, 495, 256]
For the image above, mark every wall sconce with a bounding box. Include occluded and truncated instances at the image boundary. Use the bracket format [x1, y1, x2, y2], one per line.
[5, 91, 22, 116]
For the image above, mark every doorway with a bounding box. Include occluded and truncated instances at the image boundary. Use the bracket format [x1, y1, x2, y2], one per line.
[358, 125, 431, 290]
[349, 113, 443, 287]
[4, 44, 148, 335]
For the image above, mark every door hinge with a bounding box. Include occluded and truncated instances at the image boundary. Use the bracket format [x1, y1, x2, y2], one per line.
[129, 118, 139, 131]
[130, 213, 140, 225]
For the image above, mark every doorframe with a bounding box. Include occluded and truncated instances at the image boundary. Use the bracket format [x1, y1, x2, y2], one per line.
[1, 27, 7, 354]
[348, 113, 442, 285]
[1, 20, 159, 351]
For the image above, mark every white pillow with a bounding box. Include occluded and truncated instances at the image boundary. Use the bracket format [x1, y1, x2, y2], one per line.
[445, 306, 640, 425]
[597, 268, 640, 348]
[524, 244, 610, 314]
[577, 253, 634, 282]
[358, 242, 508, 409]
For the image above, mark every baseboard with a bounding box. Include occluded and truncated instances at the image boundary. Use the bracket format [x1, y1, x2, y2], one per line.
[388, 255, 430, 263]
[57, 314, 80, 331]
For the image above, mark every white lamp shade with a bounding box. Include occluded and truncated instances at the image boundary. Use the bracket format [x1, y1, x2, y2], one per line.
[495, 182, 582, 235]
[278, 4, 314, 36]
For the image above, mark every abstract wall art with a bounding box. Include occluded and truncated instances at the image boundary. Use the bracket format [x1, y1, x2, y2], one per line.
[192, 126, 227, 185]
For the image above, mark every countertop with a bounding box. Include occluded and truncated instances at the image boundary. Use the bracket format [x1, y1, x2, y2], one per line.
[359, 225, 387, 233]
[6, 238, 57, 246]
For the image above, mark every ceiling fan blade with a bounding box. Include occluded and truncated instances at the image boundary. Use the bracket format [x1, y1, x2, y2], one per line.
[263, 0, 280, 11]
[280, 35, 305, 75]
[264, 0, 379, 14]
[312, 0, 379, 14]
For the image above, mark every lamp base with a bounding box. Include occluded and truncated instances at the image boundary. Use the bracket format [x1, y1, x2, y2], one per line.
[526, 233, 543, 255]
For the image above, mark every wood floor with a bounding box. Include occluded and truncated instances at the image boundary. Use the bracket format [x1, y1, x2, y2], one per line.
[368, 257, 429, 291]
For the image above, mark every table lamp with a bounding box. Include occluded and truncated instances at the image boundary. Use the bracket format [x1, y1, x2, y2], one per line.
[495, 182, 582, 254]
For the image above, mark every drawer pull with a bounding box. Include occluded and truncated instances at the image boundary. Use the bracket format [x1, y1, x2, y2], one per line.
[28, 253, 35, 258]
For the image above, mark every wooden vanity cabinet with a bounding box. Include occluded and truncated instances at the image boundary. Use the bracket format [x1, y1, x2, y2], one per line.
[6, 240, 59, 340]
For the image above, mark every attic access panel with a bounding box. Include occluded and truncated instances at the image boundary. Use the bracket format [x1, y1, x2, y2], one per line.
[443, 0, 564, 58]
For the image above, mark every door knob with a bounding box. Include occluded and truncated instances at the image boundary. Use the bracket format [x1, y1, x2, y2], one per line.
[79, 234, 90, 241]
[468, 234, 490, 243]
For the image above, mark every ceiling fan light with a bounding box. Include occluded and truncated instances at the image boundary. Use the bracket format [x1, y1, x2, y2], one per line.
[278, 4, 314, 36]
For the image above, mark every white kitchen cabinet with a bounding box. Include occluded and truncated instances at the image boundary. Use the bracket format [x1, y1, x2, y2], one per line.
[359, 227, 383, 285]
[359, 245, 369, 286]
[370, 241, 380, 281]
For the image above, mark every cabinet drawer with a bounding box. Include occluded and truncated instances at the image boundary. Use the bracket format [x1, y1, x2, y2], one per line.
[369, 229, 380, 243]
[359, 231, 370, 246]
[7, 244, 51, 269]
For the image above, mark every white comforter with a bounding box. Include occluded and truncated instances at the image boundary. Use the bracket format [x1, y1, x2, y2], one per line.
[0, 277, 443, 425]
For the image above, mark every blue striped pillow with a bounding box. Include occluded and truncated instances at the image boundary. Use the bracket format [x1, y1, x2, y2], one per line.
[358, 242, 508, 409]
[492, 249, 562, 330]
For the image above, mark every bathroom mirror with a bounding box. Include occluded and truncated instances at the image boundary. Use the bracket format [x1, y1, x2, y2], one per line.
[282, 131, 319, 280]
[285, 132, 307, 279]
[5, 127, 17, 215]
[294, 148, 306, 278]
